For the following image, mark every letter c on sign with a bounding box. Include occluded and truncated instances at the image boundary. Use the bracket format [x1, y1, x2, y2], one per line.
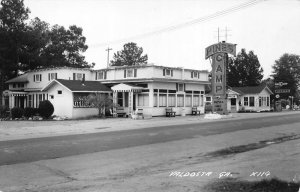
[216, 54, 223, 62]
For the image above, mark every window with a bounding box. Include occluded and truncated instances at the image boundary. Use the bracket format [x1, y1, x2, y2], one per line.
[177, 83, 184, 92]
[28, 95, 32, 107]
[50, 95, 54, 99]
[249, 97, 255, 107]
[163, 68, 173, 77]
[191, 71, 199, 78]
[159, 94, 167, 107]
[259, 96, 269, 107]
[206, 97, 212, 102]
[58, 90, 62, 94]
[244, 97, 248, 106]
[124, 69, 137, 78]
[168, 94, 176, 107]
[73, 73, 85, 80]
[186, 95, 192, 107]
[177, 95, 184, 107]
[200, 95, 204, 106]
[193, 95, 199, 106]
[154, 94, 158, 107]
[97, 71, 107, 79]
[267, 97, 269, 106]
[13, 83, 16, 88]
[138, 94, 149, 106]
[48, 73, 57, 81]
[34, 74, 42, 82]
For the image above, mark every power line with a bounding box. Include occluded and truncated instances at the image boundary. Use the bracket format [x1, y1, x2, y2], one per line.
[90, 0, 266, 48]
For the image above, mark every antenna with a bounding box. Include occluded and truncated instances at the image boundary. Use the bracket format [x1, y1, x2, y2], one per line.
[214, 27, 232, 42]
[105, 47, 112, 68]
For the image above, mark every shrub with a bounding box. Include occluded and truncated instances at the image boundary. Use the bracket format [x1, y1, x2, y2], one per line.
[11, 107, 24, 119]
[0, 105, 10, 118]
[205, 103, 212, 113]
[38, 100, 54, 118]
[24, 107, 36, 118]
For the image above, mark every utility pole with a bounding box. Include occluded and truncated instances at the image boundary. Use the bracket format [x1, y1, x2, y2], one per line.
[215, 27, 231, 42]
[105, 47, 112, 68]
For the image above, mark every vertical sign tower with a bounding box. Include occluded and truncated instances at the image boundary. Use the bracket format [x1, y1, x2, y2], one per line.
[205, 42, 236, 114]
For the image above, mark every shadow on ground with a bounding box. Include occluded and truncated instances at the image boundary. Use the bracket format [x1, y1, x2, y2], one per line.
[202, 178, 299, 192]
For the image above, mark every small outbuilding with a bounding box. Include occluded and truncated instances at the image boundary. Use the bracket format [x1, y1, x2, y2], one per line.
[42, 79, 112, 119]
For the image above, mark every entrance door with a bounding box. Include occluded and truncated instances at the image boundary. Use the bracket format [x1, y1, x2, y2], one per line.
[230, 98, 237, 112]
[133, 94, 136, 111]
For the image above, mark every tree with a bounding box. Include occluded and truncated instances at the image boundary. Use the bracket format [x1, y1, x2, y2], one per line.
[111, 42, 148, 66]
[42, 24, 93, 68]
[0, 0, 30, 101]
[87, 93, 117, 117]
[227, 49, 264, 87]
[272, 53, 300, 99]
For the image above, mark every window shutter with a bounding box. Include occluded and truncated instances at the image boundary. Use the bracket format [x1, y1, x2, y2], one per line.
[55, 73, 57, 79]
[40, 74, 42, 81]
[198, 72, 200, 79]
[95, 72, 98, 80]
[184, 84, 186, 91]
[33, 75, 35, 82]
[83, 73, 85, 80]
[171, 70, 173, 77]
[134, 69, 137, 77]
[73, 73, 76, 80]
[124, 70, 126, 78]
[104, 71, 107, 79]
[163, 69, 165, 76]
[48, 73, 50, 81]
[191, 72, 193, 78]
[176, 83, 178, 91]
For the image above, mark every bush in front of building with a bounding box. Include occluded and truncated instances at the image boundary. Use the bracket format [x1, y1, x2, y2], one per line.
[0, 105, 10, 118]
[11, 107, 24, 119]
[24, 107, 37, 118]
[38, 100, 54, 119]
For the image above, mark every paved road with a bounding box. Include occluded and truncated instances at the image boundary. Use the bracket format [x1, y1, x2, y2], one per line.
[0, 113, 299, 166]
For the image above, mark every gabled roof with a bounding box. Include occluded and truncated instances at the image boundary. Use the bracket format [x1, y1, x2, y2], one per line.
[42, 79, 111, 92]
[231, 84, 273, 95]
[5, 74, 28, 83]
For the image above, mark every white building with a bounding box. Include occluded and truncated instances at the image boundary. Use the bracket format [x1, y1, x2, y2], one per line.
[3, 64, 210, 118]
[205, 84, 273, 113]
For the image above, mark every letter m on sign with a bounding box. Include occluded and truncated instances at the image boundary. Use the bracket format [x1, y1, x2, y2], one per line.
[216, 75, 222, 83]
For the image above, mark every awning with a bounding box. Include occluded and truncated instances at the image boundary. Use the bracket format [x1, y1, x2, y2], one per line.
[111, 83, 144, 92]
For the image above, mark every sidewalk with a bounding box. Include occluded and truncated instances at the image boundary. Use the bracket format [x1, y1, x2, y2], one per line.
[0, 110, 299, 142]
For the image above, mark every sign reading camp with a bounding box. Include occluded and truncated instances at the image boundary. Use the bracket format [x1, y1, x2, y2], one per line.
[205, 42, 237, 115]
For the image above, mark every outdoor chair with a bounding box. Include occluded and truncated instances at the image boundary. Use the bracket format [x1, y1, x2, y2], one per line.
[192, 107, 201, 115]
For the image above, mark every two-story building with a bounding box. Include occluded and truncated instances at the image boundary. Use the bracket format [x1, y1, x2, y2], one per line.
[3, 64, 210, 118]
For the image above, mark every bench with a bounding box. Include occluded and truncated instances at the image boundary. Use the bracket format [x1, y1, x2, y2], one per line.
[166, 107, 176, 117]
[116, 107, 127, 117]
[192, 107, 201, 115]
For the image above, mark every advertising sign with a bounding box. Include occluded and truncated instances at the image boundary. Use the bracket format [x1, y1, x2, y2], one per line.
[205, 41, 236, 115]
[205, 42, 236, 59]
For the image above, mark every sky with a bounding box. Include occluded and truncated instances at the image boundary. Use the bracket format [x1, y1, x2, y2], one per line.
[25, 0, 300, 78]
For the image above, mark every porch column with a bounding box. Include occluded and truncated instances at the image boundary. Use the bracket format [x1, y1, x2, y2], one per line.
[129, 91, 133, 113]
[11, 95, 15, 108]
[113, 91, 117, 113]
[149, 88, 154, 107]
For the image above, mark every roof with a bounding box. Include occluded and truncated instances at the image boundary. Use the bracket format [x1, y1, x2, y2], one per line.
[206, 84, 273, 96]
[231, 84, 273, 95]
[5, 74, 28, 83]
[42, 79, 112, 92]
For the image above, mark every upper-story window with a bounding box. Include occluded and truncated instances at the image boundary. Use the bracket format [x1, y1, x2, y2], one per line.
[48, 73, 57, 81]
[33, 74, 42, 82]
[191, 71, 199, 79]
[177, 83, 185, 92]
[124, 68, 137, 78]
[96, 71, 107, 80]
[163, 68, 173, 77]
[73, 73, 85, 80]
